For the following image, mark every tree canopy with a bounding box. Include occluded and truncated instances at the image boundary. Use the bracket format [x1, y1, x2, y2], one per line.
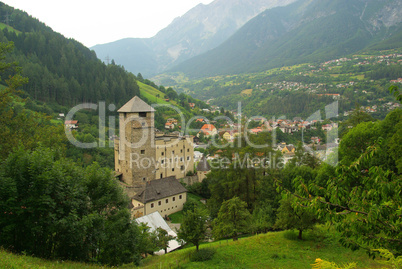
[0, 148, 141, 265]
[213, 196, 251, 241]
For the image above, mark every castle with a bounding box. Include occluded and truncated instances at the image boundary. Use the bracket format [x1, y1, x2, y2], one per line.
[114, 96, 195, 217]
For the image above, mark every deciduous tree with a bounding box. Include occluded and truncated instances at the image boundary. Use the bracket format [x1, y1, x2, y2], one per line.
[177, 206, 208, 251]
[213, 197, 251, 241]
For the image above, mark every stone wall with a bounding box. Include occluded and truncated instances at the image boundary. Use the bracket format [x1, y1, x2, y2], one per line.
[180, 175, 200, 186]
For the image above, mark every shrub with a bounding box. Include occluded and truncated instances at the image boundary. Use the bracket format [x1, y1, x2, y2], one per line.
[189, 248, 216, 262]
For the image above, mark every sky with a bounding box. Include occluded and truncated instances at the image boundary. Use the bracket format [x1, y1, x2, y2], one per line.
[1, 0, 214, 48]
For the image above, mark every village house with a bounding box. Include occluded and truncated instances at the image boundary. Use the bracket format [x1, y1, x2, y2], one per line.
[279, 124, 298, 134]
[198, 124, 218, 137]
[311, 136, 321, 144]
[322, 123, 337, 131]
[249, 126, 263, 135]
[64, 120, 78, 129]
[165, 122, 175, 130]
[222, 130, 236, 141]
[282, 145, 296, 154]
[166, 118, 178, 125]
[196, 118, 205, 123]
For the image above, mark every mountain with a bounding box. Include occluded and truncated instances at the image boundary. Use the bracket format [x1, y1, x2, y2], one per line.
[171, 0, 402, 78]
[91, 0, 297, 77]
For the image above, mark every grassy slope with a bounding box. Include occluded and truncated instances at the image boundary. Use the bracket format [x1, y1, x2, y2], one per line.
[138, 81, 178, 106]
[0, 228, 389, 269]
[141, 228, 388, 269]
[0, 22, 21, 34]
[0, 249, 103, 269]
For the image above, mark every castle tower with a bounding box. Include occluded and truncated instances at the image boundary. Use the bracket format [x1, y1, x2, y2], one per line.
[115, 96, 156, 190]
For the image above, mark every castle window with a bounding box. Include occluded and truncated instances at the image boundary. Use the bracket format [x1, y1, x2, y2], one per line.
[142, 177, 146, 181]
[180, 149, 183, 153]
[160, 173, 163, 178]
[172, 168, 175, 172]
[161, 152, 164, 156]
[161, 159, 164, 164]
[151, 203, 154, 208]
[172, 150, 175, 155]
[158, 201, 161, 206]
[173, 197, 176, 202]
[187, 156, 190, 161]
[181, 165, 184, 170]
[139, 112, 147, 118]
[165, 199, 168, 203]
[179, 195, 182, 199]
[141, 150, 145, 154]
[187, 149, 190, 152]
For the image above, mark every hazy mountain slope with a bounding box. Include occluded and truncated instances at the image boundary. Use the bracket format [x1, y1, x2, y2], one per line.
[91, 0, 297, 77]
[91, 38, 156, 76]
[171, 0, 402, 78]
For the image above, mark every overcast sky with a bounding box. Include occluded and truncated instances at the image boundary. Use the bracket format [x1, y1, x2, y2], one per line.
[1, 0, 214, 47]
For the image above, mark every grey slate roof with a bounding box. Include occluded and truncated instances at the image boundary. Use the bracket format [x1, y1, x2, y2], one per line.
[118, 96, 155, 113]
[132, 176, 187, 203]
[197, 155, 211, 172]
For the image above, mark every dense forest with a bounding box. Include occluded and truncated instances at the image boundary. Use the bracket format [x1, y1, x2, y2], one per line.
[0, 3, 140, 107]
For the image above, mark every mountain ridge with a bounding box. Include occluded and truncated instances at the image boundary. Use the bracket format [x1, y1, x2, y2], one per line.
[170, 0, 402, 78]
[91, 0, 297, 77]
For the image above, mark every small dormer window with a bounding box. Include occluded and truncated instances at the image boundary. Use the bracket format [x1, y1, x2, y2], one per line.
[139, 112, 147, 118]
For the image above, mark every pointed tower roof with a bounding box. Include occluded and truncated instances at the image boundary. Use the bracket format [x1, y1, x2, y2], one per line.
[197, 155, 211, 172]
[118, 96, 155, 113]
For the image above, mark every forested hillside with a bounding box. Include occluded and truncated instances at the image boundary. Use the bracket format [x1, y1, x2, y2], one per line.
[0, 3, 140, 107]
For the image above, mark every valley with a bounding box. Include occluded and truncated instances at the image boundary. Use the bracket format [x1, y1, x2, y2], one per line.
[0, 0, 401, 268]
[160, 49, 402, 120]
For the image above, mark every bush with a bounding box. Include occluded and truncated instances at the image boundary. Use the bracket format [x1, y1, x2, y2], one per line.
[189, 248, 216, 262]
